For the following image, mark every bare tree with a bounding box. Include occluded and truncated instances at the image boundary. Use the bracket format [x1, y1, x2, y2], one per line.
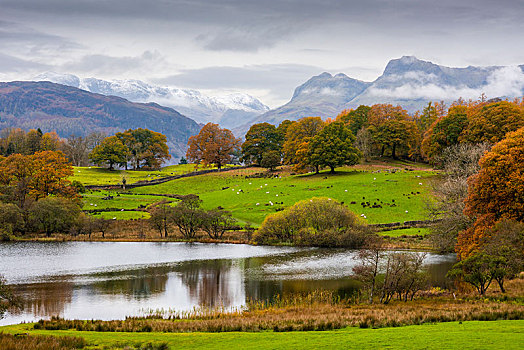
[428, 143, 491, 252]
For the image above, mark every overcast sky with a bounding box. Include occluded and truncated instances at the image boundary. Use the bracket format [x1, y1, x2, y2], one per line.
[0, 0, 523, 107]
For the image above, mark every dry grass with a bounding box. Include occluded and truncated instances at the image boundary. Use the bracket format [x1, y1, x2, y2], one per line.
[34, 282, 524, 333]
[0, 332, 86, 350]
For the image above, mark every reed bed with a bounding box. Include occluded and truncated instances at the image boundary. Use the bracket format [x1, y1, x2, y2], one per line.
[35, 293, 524, 333]
[0, 332, 86, 350]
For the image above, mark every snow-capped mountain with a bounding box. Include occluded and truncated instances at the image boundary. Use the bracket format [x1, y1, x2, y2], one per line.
[235, 56, 524, 135]
[345, 56, 524, 111]
[33, 73, 270, 128]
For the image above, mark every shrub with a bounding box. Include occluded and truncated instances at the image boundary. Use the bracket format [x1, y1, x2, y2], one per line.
[252, 197, 370, 247]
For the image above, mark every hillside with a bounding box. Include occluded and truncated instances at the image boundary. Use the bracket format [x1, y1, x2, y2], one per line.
[34, 73, 270, 128]
[0, 81, 202, 158]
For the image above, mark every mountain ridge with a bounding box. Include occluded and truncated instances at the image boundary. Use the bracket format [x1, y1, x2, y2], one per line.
[0, 81, 201, 159]
[33, 72, 270, 129]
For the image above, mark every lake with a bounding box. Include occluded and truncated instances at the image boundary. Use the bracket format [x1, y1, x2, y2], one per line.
[0, 242, 455, 325]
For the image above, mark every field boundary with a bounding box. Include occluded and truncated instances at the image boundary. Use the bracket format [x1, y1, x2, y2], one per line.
[85, 166, 249, 190]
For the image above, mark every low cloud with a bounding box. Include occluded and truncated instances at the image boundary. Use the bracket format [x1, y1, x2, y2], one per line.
[61, 51, 166, 76]
[368, 66, 524, 101]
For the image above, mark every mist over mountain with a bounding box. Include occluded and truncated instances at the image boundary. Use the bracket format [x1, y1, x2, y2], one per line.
[235, 56, 524, 135]
[346, 56, 524, 111]
[0, 81, 201, 159]
[34, 73, 270, 129]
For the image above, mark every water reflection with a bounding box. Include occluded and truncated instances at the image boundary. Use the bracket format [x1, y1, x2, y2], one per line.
[0, 242, 455, 325]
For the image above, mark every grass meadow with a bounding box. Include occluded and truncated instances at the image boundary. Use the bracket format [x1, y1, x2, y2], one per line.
[1, 320, 522, 349]
[128, 166, 437, 226]
[72, 163, 438, 226]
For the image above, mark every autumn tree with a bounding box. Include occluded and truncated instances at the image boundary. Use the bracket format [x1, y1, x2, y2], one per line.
[89, 136, 129, 170]
[116, 128, 170, 170]
[186, 123, 240, 169]
[0, 151, 75, 207]
[242, 122, 282, 166]
[460, 101, 524, 144]
[366, 104, 418, 159]
[0, 154, 36, 208]
[421, 105, 469, 162]
[282, 117, 324, 171]
[31, 151, 75, 201]
[308, 121, 361, 173]
[336, 105, 371, 136]
[416, 101, 445, 134]
[457, 127, 524, 259]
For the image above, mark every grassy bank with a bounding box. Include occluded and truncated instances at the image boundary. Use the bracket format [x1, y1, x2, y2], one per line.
[2, 320, 522, 349]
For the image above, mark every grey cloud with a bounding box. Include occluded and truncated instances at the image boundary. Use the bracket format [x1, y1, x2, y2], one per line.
[61, 51, 163, 76]
[0, 53, 50, 73]
[2, 0, 522, 52]
[155, 64, 326, 103]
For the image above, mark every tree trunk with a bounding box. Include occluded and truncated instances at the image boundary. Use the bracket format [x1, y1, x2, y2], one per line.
[329, 166, 335, 174]
[392, 144, 397, 159]
[496, 278, 505, 293]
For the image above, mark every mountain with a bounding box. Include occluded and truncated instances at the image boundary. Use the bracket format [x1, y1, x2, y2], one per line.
[345, 56, 524, 111]
[0, 81, 201, 159]
[233, 72, 370, 135]
[234, 56, 524, 136]
[34, 73, 270, 129]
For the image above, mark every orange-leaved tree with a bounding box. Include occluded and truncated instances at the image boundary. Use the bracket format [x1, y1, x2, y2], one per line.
[457, 127, 524, 259]
[282, 117, 324, 171]
[0, 150, 76, 207]
[460, 100, 523, 144]
[367, 104, 418, 159]
[186, 123, 240, 169]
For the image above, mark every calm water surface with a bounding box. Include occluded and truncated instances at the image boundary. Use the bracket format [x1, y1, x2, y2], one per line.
[0, 242, 455, 325]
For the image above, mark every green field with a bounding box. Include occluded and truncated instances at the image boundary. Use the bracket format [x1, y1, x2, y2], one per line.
[73, 164, 438, 228]
[129, 167, 437, 226]
[380, 227, 431, 237]
[72, 164, 227, 186]
[1, 320, 522, 349]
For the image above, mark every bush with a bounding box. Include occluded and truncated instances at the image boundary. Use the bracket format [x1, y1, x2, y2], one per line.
[28, 197, 82, 237]
[252, 197, 370, 247]
[0, 202, 24, 234]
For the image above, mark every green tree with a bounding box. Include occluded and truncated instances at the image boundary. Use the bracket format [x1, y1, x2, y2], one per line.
[201, 209, 235, 239]
[172, 195, 204, 239]
[336, 105, 371, 136]
[253, 197, 369, 247]
[421, 105, 469, 162]
[28, 197, 81, 237]
[89, 136, 129, 170]
[446, 252, 499, 295]
[116, 128, 170, 170]
[0, 276, 21, 320]
[308, 122, 361, 173]
[242, 123, 282, 166]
